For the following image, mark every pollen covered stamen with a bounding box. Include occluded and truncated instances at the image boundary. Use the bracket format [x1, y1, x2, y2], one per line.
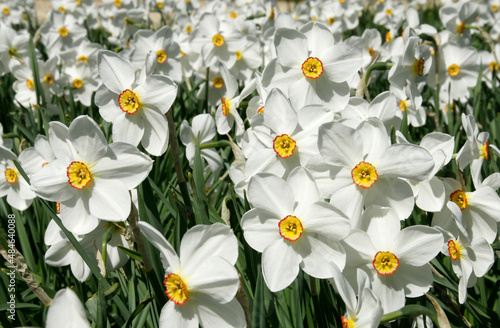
[26, 79, 34, 90]
[78, 55, 88, 63]
[448, 64, 460, 77]
[450, 190, 468, 210]
[457, 22, 465, 34]
[235, 51, 242, 61]
[399, 100, 407, 112]
[279, 215, 303, 241]
[351, 161, 378, 188]
[490, 61, 499, 71]
[301, 57, 324, 79]
[213, 77, 224, 89]
[157, 50, 167, 64]
[73, 78, 83, 89]
[448, 239, 462, 261]
[341, 316, 355, 328]
[257, 106, 264, 114]
[59, 27, 69, 37]
[118, 89, 140, 114]
[414, 58, 425, 76]
[44, 74, 54, 84]
[481, 142, 490, 161]
[273, 134, 296, 158]
[164, 273, 188, 305]
[373, 251, 399, 275]
[212, 34, 225, 47]
[3, 7, 10, 15]
[5, 168, 18, 184]
[221, 97, 231, 116]
[67, 161, 91, 190]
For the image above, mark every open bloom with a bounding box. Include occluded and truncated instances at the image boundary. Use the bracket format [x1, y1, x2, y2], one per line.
[437, 204, 494, 304]
[95, 50, 177, 156]
[139, 222, 246, 328]
[310, 118, 434, 222]
[329, 264, 383, 328]
[262, 22, 363, 110]
[342, 206, 443, 313]
[0, 146, 36, 211]
[30, 115, 153, 234]
[241, 167, 350, 292]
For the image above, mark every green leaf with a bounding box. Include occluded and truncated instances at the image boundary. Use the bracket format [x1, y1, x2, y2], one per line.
[118, 245, 143, 263]
[123, 297, 153, 328]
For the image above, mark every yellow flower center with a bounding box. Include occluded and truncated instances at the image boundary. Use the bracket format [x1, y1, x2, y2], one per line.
[164, 273, 189, 305]
[414, 58, 425, 76]
[8, 47, 18, 58]
[311, 16, 317, 21]
[118, 89, 140, 114]
[67, 161, 92, 190]
[213, 77, 224, 89]
[493, 5, 499, 12]
[78, 55, 88, 63]
[212, 34, 225, 47]
[480, 142, 490, 161]
[447, 239, 463, 261]
[221, 97, 231, 116]
[58, 6, 67, 13]
[235, 51, 242, 61]
[373, 251, 399, 275]
[56, 201, 61, 214]
[26, 79, 34, 90]
[5, 168, 18, 184]
[341, 316, 355, 328]
[157, 50, 167, 63]
[301, 57, 324, 79]
[385, 31, 392, 43]
[73, 78, 83, 89]
[257, 106, 264, 114]
[448, 64, 460, 77]
[457, 22, 465, 34]
[273, 134, 297, 158]
[279, 215, 303, 241]
[328, 17, 335, 25]
[269, 8, 275, 20]
[114, 0, 122, 7]
[339, 0, 346, 3]
[399, 100, 407, 112]
[157, 2, 164, 8]
[230, 11, 238, 18]
[180, 50, 185, 57]
[59, 27, 69, 37]
[44, 74, 54, 84]
[3, 7, 10, 15]
[450, 190, 467, 210]
[385, 8, 393, 16]
[489, 61, 499, 71]
[351, 161, 378, 189]
[185, 25, 192, 34]
[368, 48, 375, 58]
[75, 0, 81, 6]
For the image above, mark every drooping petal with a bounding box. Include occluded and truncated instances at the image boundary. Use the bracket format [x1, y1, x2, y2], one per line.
[262, 239, 301, 292]
[138, 221, 180, 273]
[139, 107, 170, 156]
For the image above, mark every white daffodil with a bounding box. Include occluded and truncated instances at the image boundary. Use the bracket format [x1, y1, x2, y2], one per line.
[139, 222, 246, 328]
[329, 264, 384, 328]
[432, 178, 500, 244]
[310, 118, 434, 222]
[342, 206, 443, 313]
[438, 204, 494, 304]
[0, 22, 30, 77]
[180, 113, 223, 182]
[18, 135, 56, 176]
[39, 11, 87, 57]
[262, 22, 363, 110]
[241, 88, 334, 179]
[95, 50, 177, 156]
[30, 115, 153, 234]
[128, 25, 182, 83]
[46, 288, 91, 328]
[62, 61, 100, 107]
[215, 61, 255, 138]
[45, 219, 130, 281]
[440, 2, 479, 42]
[456, 113, 500, 187]
[0, 146, 36, 211]
[241, 167, 350, 292]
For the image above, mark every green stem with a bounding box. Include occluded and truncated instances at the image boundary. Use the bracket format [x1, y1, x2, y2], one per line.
[381, 305, 438, 326]
[364, 62, 394, 86]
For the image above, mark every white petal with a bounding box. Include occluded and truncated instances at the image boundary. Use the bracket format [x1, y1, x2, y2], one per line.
[46, 288, 90, 328]
[88, 179, 130, 221]
[241, 208, 282, 253]
[69, 116, 108, 164]
[138, 221, 180, 272]
[98, 50, 135, 94]
[196, 296, 246, 328]
[140, 107, 169, 156]
[262, 239, 301, 292]
[159, 301, 199, 328]
[247, 174, 295, 218]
